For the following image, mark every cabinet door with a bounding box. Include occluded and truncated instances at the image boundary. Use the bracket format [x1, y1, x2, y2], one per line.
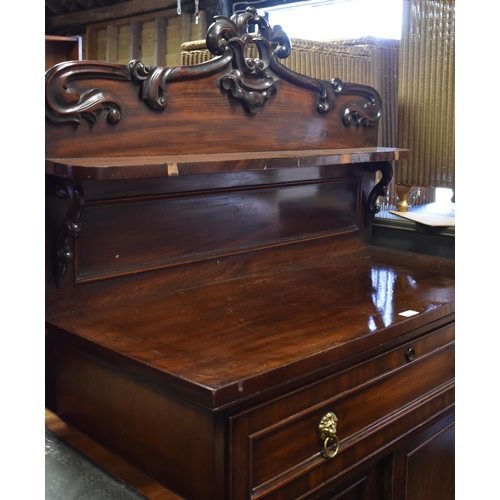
[392, 412, 455, 500]
[306, 457, 388, 500]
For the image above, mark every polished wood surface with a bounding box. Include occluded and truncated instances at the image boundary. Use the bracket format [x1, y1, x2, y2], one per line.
[46, 239, 454, 499]
[47, 247, 454, 408]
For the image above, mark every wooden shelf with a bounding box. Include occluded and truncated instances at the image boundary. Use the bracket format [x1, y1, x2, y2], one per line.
[46, 147, 409, 180]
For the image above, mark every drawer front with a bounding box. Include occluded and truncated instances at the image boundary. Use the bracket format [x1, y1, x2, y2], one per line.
[228, 323, 455, 500]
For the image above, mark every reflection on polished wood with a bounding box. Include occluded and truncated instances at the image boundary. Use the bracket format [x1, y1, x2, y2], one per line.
[47, 246, 454, 408]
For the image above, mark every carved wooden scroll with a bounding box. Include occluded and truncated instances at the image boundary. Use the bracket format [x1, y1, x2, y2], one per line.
[367, 161, 394, 214]
[45, 62, 128, 125]
[55, 180, 84, 288]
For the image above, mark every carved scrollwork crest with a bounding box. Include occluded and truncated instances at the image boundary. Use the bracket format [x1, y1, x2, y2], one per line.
[45, 6, 381, 125]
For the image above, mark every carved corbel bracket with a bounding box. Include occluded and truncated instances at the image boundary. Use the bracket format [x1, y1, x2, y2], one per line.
[367, 161, 393, 215]
[55, 180, 84, 287]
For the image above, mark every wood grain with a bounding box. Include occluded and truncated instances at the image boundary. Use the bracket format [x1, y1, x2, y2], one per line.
[45, 148, 409, 180]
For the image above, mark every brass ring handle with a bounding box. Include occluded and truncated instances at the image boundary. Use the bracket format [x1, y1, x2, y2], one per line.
[318, 412, 340, 459]
[323, 434, 340, 458]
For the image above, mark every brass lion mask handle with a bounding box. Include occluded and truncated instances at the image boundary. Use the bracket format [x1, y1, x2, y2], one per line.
[318, 412, 340, 459]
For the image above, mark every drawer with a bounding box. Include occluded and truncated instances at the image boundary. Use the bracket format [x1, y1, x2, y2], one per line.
[228, 322, 455, 500]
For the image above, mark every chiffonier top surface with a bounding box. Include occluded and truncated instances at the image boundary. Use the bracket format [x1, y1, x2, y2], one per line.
[47, 246, 454, 409]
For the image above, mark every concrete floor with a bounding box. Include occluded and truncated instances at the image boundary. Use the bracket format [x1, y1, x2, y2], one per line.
[45, 427, 148, 500]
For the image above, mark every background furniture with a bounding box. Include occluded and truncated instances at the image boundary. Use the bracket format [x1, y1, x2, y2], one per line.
[45, 34, 82, 70]
[396, 0, 455, 210]
[373, 207, 455, 259]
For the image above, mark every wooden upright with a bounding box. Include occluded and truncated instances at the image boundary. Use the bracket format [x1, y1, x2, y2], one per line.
[45, 7, 454, 499]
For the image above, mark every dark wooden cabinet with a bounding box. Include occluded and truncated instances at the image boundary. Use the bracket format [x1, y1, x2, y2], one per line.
[45, 35, 82, 70]
[45, 8, 454, 499]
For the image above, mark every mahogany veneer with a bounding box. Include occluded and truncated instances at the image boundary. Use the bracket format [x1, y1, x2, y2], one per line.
[45, 7, 454, 500]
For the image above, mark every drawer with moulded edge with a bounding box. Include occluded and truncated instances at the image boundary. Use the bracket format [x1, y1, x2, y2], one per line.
[228, 322, 455, 500]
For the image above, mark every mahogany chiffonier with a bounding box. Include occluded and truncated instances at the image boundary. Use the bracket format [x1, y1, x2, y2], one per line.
[45, 7, 454, 499]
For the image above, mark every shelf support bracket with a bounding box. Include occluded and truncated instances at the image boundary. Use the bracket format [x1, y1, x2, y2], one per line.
[367, 161, 393, 215]
[55, 180, 84, 288]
